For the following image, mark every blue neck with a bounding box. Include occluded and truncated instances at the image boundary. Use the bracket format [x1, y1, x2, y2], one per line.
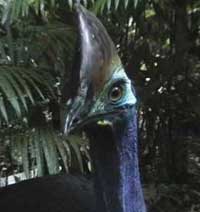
[88, 108, 146, 212]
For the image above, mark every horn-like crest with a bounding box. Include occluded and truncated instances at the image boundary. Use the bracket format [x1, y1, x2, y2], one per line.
[76, 5, 121, 98]
[63, 5, 122, 134]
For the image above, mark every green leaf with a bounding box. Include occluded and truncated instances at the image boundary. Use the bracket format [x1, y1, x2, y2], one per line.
[21, 134, 30, 178]
[115, 0, 120, 10]
[134, 0, 138, 8]
[39, 0, 45, 16]
[33, 129, 45, 177]
[55, 135, 69, 172]
[22, 0, 29, 16]
[19, 68, 55, 98]
[50, 0, 55, 7]
[62, 140, 72, 167]
[124, 0, 129, 8]
[68, 0, 73, 8]
[0, 74, 21, 117]
[14, 0, 23, 19]
[107, 0, 111, 10]
[2, 69, 28, 111]
[41, 129, 59, 174]
[11, 69, 35, 104]
[93, 0, 107, 14]
[0, 96, 8, 122]
[1, 0, 11, 25]
[7, 29, 14, 63]
[18, 69, 45, 100]
[0, 43, 7, 61]
[68, 135, 84, 173]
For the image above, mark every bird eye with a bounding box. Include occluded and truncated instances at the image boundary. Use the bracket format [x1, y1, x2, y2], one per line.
[109, 85, 123, 103]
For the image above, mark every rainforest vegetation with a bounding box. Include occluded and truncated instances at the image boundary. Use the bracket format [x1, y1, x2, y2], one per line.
[0, 0, 199, 211]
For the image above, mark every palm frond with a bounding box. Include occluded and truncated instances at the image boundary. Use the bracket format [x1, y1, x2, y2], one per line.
[67, 135, 85, 173]
[0, 0, 141, 24]
[0, 95, 8, 122]
[0, 69, 22, 118]
[0, 0, 93, 24]
[93, 0, 140, 13]
[0, 66, 55, 122]
[1, 0, 54, 24]
[40, 128, 60, 174]
[0, 20, 76, 122]
[6, 128, 89, 181]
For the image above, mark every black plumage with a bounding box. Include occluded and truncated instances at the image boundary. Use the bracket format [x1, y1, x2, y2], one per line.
[0, 174, 95, 212]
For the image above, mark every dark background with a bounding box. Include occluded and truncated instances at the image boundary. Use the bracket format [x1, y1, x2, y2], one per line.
[0, 1, 199, 211]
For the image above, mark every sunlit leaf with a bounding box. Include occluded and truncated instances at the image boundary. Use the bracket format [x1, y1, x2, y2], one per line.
[124, 0, 129, 8]
[115, 0, 120, 10]
[33, 129, 45, 177]
[11, 69, 35, 104]
[2, 69, 28, 111]
[0, 96, 8, 122]
[107, 0, 111, 10]
[21, 135, 30, 178]
[54, 135, 69, 172]
[68, 135, 84, 173]
[0, 74, 21, 117]
[68, 0, 73, 9]
[41, 129, 59, 174]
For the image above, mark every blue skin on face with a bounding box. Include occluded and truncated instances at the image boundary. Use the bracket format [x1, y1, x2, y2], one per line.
[88, 67, 137, 118]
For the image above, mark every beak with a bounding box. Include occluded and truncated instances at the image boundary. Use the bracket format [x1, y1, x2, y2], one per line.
[63, 5, 122, 135]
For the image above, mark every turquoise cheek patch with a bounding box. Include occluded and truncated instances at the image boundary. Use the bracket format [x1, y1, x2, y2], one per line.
[112, 69, 137, 107]
[123, 82, 137, 106]
[89, 68, 137, 115]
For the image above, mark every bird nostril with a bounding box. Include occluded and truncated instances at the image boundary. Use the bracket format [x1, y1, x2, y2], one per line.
[73, 117, 80, 125]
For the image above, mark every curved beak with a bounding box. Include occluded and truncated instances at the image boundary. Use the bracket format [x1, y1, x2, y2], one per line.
[63, 5, 122, 135]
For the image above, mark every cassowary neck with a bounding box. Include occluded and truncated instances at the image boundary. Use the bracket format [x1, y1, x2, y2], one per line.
[87, 108, 146, 212]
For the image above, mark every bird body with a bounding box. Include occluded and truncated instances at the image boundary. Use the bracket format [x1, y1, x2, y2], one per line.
[0, 5, 146, 212]
[0, 174, 95, 212]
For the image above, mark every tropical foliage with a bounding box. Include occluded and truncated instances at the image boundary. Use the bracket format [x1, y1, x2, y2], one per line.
[0, 0, 200, 211]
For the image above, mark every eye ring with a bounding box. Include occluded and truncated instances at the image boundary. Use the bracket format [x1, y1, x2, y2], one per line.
[109, 85, 123, 103]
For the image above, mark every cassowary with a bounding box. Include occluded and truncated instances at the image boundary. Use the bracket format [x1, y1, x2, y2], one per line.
[0, 5, 146, 212]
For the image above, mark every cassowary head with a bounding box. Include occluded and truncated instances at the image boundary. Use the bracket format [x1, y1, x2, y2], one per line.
[63, 5, 146, 212]
[64, 5, 136, 134]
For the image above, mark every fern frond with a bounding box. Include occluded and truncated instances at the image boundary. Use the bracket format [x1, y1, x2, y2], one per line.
[6, 128, 89, 180]
[0, 66, 55, 122]
[93, 0, 140, 13]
